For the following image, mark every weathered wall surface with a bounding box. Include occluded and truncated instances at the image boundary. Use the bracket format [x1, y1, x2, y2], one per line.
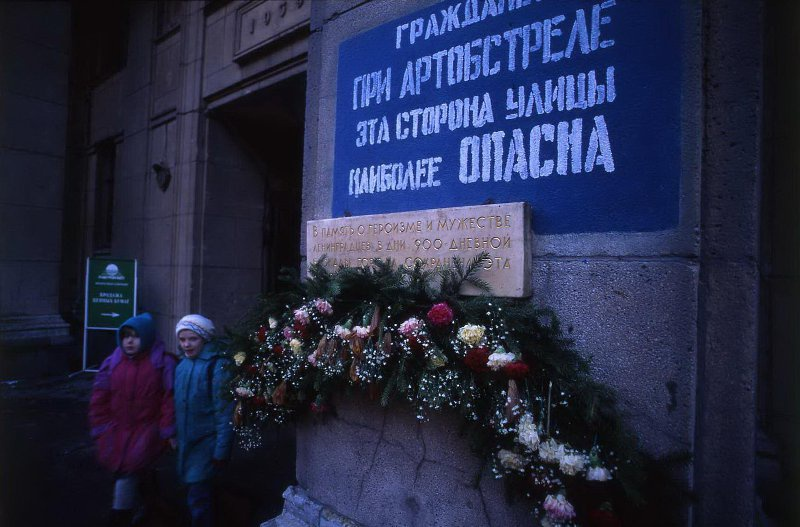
[0, 1, 71, 342]
[202, 0, 309, 101]
[82, 2, 184, 342]
[297, 394, 533, 526]
[297, 0, 761, 525]
[80, 1, 310, 344]
[693, 0, 763, 524]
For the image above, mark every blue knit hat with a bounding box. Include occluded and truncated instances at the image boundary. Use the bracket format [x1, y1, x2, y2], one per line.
[117, 312, 156, 351]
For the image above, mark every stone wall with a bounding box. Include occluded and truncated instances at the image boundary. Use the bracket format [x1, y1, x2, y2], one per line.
[77, 1, 310, 347]
[295, 394, 532, 527]
[295, 0, 763, 525]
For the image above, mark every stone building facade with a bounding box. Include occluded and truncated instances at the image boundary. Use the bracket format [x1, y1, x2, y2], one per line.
[0, 1, 797, 526]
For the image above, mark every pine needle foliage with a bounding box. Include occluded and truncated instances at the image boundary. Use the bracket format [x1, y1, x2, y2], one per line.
[226, 257, 676, 524]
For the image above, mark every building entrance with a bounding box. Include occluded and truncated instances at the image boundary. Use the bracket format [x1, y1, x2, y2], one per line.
[203, 73, 305, 326]
[202, 73, 306, 520]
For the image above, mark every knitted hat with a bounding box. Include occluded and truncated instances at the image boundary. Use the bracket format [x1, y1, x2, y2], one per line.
[175, 314, 216, 342]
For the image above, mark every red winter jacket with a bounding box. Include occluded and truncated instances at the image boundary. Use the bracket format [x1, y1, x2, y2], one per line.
[88, 341, 176, 474]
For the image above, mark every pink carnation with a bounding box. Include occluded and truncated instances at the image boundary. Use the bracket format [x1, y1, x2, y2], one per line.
[294, 308, 310, 325]
[353, 325, 370, 338]
[282, 326, 294, 340]
[427, 302, 454, 327]
[334, 325, 352, 339]
[314, 298, 333, 316]
[398, 317, 422, 336]
[543, 494, 576, 523]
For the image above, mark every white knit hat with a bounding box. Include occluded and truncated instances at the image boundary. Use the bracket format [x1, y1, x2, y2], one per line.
[175, 314, 216, 342]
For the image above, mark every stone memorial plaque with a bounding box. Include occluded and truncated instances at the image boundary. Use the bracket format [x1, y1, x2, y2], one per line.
[307, 202, 531, 297]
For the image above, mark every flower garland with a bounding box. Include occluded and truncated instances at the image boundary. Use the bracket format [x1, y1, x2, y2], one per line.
[227, 256, 642, 526]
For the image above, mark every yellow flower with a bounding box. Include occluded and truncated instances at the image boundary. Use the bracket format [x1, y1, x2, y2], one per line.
[497, 449, 528, 472]
[289, 338, 303, 355]
[233, 352, 247, 366]
[428, 350, 448, 369]
[457, 324, 485, 346]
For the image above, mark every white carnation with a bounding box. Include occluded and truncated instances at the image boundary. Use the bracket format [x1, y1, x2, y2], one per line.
[559, 452, 587, 476]
[516, 413, 540, 451]
[586, 466, 613, 481]
[486, 351, 515, 370]
[538, 438, 565, 464]
[235, 386, 254, 398]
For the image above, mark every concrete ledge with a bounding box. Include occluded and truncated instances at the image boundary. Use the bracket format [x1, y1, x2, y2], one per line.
[262, 486, 364, 527]
[0, 314, 70, 344]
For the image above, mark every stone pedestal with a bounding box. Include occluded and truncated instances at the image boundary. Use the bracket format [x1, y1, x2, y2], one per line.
[0, 315, 70, 344]
[266, 394, 533, 527]
[262, 486, 362, 527]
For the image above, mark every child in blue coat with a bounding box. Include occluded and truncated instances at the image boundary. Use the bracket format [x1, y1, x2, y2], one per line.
[174, 314, 234, 527]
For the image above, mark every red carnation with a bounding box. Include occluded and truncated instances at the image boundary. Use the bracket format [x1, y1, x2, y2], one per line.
[310, 401, 330, 414]
[406, 334, 426, 354]
[294, 321, 309, 339]
[272, 344, 284, 355]
[503, 361, 530, 380]
[427, 302, 454, 327]
[252, 396, 267, 407]
[587, 503, 622, 527]
[257, 325, 268, 343]
[246, 365, 259, 374]
[464, 347, 491, 372]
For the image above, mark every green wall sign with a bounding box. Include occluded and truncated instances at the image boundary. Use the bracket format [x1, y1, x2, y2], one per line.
[85, 258, 137, 329]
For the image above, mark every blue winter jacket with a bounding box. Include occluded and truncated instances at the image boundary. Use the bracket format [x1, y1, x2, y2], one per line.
[174, 340, 234, 483]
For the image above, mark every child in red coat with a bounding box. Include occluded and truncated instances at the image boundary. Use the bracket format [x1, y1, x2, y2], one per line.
[88, 312, 176, 526]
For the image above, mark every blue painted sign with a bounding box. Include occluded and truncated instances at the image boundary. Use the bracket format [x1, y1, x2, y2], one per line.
[333, 0, 681, 234]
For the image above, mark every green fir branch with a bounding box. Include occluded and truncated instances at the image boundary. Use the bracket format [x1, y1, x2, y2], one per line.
[225, 256, 665, 524]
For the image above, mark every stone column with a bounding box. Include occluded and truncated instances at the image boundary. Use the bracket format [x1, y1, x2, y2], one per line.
[167, 1, 208, 347]
[0, 2, 71, 344]
[693, 0, 763, 523]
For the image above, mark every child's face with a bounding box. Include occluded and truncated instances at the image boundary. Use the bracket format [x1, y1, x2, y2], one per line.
[178, 329, 205, 358]
[121, 331, 141, 355]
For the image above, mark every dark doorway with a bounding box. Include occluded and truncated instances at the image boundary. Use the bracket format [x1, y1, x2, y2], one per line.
[211, 73, 305, 295]
[202, 73, 306, 523]
[758, 1, 800, 525]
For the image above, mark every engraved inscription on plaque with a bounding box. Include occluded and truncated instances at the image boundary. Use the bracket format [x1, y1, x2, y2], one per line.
[234, 0, 310, 62]
[307, 202, 531, 297]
